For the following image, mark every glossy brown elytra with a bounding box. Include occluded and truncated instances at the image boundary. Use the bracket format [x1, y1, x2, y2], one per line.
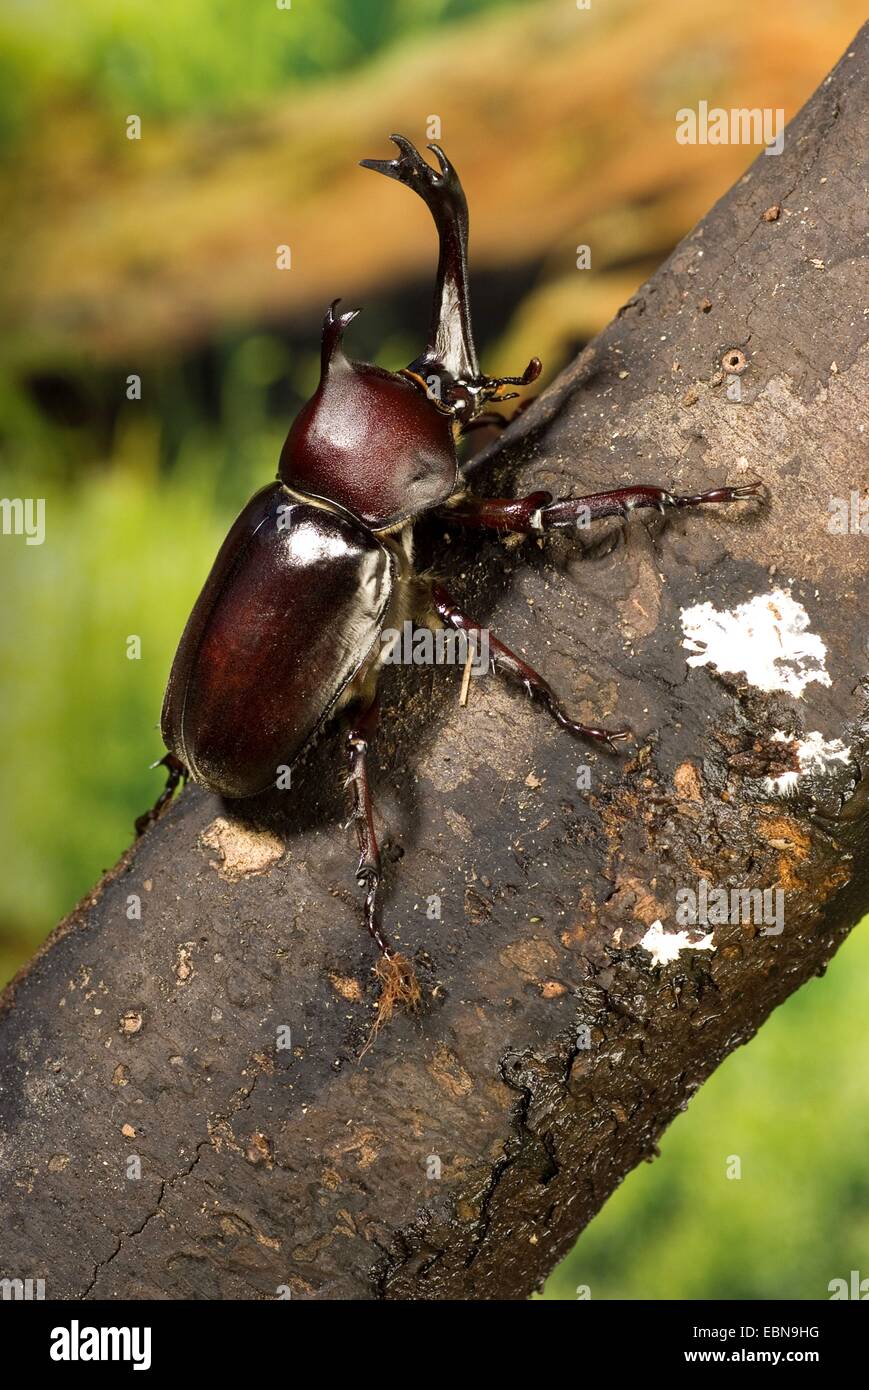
[139, 135, 762, 1034]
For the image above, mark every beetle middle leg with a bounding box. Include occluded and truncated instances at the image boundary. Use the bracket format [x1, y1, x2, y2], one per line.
[429, 582, 630, 751]
[135, 753, 188, 836]
[345, 700, 421, 1042]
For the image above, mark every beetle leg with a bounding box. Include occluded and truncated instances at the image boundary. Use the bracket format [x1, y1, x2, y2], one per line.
[429, 583, 631, 752]
[134, 753, 188, 836]
[458, 397, 536, 436]
[346, 703, 421, 1040]
[458, 411, 512, 436]
[437, 481, 764, 533]
[346, 701, 392, 957]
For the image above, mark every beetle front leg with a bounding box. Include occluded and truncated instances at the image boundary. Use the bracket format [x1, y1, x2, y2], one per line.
[345, 702, 421, 1043]
[438, 481, 763, 534]
[134, 753, 188, 836]
[458, 397, 536, 436]
[429, 583, 630, 751]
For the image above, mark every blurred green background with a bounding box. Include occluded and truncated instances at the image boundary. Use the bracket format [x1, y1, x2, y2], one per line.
[0, 0, 865, 1300]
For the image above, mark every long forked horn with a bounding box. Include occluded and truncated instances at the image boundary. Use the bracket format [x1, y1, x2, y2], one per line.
[361, 134, 479, 386]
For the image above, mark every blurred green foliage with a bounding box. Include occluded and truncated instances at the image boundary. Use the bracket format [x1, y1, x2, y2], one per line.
[0, 0, 532, 148]
[0, 331, 293, 981]
[0, 0, 865, 1302]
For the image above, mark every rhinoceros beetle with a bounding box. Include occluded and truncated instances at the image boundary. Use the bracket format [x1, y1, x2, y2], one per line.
[138, 134, 761, 1029]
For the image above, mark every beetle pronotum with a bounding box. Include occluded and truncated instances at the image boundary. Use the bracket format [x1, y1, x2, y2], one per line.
[138, 135, 761, 1033]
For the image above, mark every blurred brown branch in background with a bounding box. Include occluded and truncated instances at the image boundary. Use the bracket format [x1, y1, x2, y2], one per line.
[1, 0, 865, 377]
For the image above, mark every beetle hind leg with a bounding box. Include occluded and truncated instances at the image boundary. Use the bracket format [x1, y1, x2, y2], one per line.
[135, 753, 188, 836]
[430, 583, 631, 752]
[345, 701, 421, 1048]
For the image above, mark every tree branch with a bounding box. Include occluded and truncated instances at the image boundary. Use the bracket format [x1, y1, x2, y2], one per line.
[1, 27, 867, 1301]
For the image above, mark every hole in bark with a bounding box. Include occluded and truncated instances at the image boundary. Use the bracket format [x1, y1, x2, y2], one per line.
[721, 348, 748, 374]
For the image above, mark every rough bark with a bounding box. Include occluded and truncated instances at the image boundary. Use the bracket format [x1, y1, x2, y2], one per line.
[1, 29, 867, 1302]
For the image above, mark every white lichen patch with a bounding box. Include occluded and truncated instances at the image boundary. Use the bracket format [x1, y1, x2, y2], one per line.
[200, 817, 284, 881]
[639, 919, 715, 967]
[680, 588, 830, 697]
[763, 729, 852, 796]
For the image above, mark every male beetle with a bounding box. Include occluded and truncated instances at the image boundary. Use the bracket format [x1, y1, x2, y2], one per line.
[139, 135, 760, 1028]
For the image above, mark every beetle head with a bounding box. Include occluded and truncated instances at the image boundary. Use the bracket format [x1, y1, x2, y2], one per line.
[279, 301, 457, 531]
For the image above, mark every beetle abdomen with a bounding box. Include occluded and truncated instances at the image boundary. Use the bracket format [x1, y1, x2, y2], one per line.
[161, 483, 393, 798]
